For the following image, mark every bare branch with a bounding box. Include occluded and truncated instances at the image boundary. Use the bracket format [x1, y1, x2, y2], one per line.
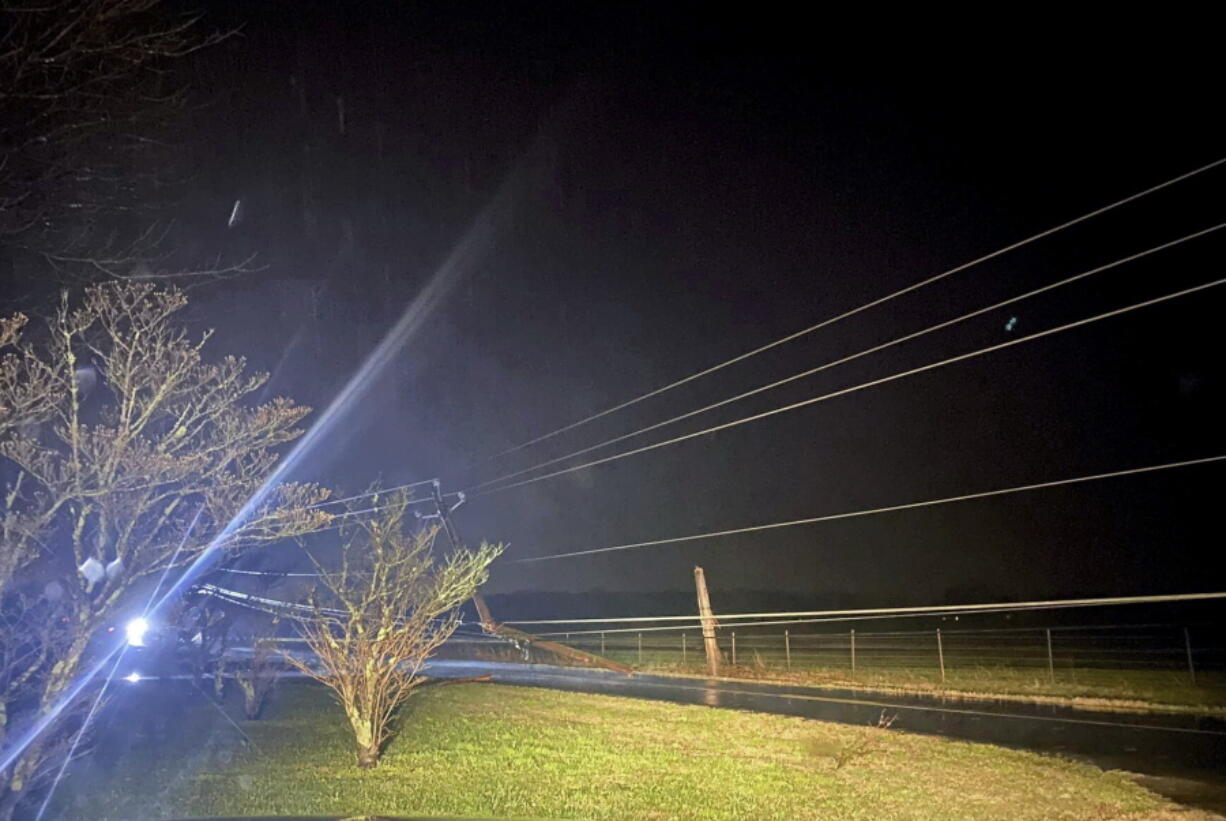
[0, 0, 239, 282]
[285, 491, 503, 768]
[0, 281, 329, 812]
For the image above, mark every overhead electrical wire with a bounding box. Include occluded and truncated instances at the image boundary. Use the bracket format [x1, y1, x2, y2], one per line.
[214, 567, 322, 578]
[478, 275, 1226, 498]
[198, 583, 344, 617]
[299, 504, 457, 538]
[504, 589, 1226, 626]
[210, 489, 466, 579]
[305, 480, 446, 510]
[490, 157, 1226, 461]
[200, 584, 492, 637]
[532, 608, 1185, 637]
[470, 223, 1225, 493]
[534, 607, 1067, 636]
[510, 453, 1226, 563]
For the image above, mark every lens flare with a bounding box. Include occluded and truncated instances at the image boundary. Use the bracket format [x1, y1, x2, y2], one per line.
[124, 618, 149, 647]
[0, 142, 532, 782]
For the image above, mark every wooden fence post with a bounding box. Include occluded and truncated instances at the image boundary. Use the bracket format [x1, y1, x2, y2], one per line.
[1045, 628, 1055, 683]
[682, 633, 687, 664]
[731, 632, 737, 666]
[1185, 627, 1197, 686]
[600, 631, 605, 656]
[937, 629, 946, 683]
[785, 630, 791, 671]
[850, 629, 856, 676]
[637, 632, 643, 665]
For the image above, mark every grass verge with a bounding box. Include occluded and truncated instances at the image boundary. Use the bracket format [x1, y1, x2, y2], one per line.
[54, 680, 1208, 820]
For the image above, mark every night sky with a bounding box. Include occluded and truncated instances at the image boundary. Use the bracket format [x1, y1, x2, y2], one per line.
[6, 4, 1224, 602]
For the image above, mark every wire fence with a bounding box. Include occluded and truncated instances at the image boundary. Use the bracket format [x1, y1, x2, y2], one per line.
[547, 622, 1226, 697]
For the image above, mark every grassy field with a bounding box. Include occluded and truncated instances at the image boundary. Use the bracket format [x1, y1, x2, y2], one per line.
[55, 680, 1207, 820]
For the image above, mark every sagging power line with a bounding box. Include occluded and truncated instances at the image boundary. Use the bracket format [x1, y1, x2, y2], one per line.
[215, 482, 467, 578]
[303, 479, 460, 512]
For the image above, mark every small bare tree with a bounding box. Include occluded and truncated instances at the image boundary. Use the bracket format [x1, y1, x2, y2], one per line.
[288, 493, 502, 768]
[235, 618, 281, 720]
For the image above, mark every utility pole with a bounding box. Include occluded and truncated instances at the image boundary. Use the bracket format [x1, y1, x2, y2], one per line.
[694, 566, 720, 676]
[430, 480, 464, 550]
[429, 481, 495, 631]
[427, 480, 631, 674]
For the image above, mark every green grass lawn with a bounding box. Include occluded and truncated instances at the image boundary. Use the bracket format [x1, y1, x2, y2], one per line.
[56, 680, 1204, 820]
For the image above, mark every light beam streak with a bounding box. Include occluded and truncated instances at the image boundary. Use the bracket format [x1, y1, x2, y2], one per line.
[31, 649, 128, 821]
[0, 137, 529, 780]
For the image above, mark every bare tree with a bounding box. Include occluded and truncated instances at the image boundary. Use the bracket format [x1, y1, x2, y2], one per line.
[287, 492, 502, 768]
[234, 630, 279, 720]
[0, 0, 240, 283]
[0, 317, 25, 351]
[181, 594, 231, 700]
[0, 281, 332, 818]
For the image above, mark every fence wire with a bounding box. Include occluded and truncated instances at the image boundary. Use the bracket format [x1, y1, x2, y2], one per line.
[545, 623, 1224, 688]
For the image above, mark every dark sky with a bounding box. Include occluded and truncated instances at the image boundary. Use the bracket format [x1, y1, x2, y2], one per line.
[15, 4, 1226, 601]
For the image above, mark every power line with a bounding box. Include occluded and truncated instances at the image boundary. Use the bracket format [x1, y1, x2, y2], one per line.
[214, 567, 321, 578]
[210, 515, 425, 577]
[510, 453, 1226, 563]
[198, 583, 338, 616]
[471, 223, 1225, 493]
[491, 157, 1226, 461]
[532, 609, 1196, 637]
[478, 275, 1226, 497]
[199, 584, 481, 633]
[504, 589, 1226, 626]
[215, 487, 466, 578]
[534, 606, 1070, 636]
[305, 481, 454, 510]
[292, 493, 459, 538]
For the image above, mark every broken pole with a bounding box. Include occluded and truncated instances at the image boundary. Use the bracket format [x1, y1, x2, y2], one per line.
[430, 481, 630, 674]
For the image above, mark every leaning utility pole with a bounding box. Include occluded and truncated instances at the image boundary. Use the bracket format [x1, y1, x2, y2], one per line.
[426, 480, 495, 632]
[694, 566, 720, 676]
[427, 481, 631, 674]
[429, 481, 465, 552]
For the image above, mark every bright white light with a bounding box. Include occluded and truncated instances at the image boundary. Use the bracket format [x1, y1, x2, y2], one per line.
[123, 672, 141, 684]
[124, 617, 149, 647]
